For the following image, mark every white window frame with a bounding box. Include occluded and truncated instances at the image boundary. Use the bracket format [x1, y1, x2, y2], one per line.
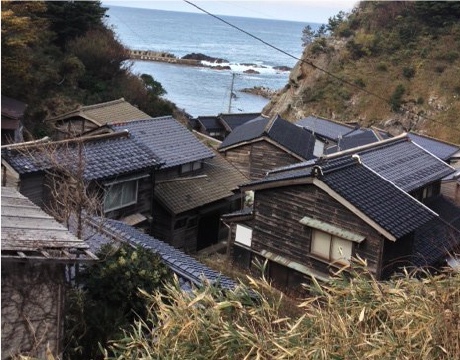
[104, 180, 138, 212]
[311, 229, 352, 265]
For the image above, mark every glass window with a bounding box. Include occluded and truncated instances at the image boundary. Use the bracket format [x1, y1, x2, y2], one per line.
[331, 236, 352, 264]
[311, 230, 331, 259]
[181, 161, 203, 174]
[311, 229, 352, 264]
[104, 180, 138, 212]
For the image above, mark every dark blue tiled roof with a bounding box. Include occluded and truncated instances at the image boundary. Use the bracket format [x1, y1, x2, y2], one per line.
[2, 133, 160, 180]
[197, 116, 224, 132]
[357, 138, 454, 192]
[336, 128, 380, 152]
[113, 117, 214, 168]
[219, 115, 316, 160]
[219, 113, 261, 130]
[412, 217, 460, 267]
[408, 132, 459, 161]
[296, 115, 354, 141]
[321, 163, 436, 239]
[219, 116, 268, 148]
[101, 219, 237, 290]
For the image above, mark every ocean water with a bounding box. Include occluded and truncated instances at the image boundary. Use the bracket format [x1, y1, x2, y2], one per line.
[105, 6, 315, 116]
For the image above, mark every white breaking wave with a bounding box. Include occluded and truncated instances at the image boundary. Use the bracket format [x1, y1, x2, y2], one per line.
[200, 61, 289, 75]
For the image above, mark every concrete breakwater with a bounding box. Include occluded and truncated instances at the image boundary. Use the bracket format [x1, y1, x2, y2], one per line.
[129, 50, 202, 66]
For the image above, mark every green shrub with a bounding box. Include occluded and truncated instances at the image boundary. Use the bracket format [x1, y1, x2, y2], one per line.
[354, 78, 366, 88]
[402, 66, 416, 79]
[416, 96, 425, 105]
[65, 243, 172, 360]
[389, 84, 405, 112]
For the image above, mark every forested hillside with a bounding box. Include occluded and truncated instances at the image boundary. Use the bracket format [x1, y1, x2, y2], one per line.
[263, 1, 460, 142]
[1, 1, 174, 137]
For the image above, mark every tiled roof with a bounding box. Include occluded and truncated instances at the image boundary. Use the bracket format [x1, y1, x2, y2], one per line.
[321, 162, 436, 239]
[1, 95, 27, 120]
[219, 115, 316, 160]
[296, 115, 354, 141]
[82, 217, 237, 290]
[3, 132, 160, 180]
[355, 138, 454, 192]
[219, 116, 268, 148]
[249, 136, 455, 192]
[408, 132, 459, 161]
[155, 153, 247, 214]
[2, 187, 91, 260]
[197, 116, 224, 132]
[113, 117, 214, 168]
[244, 153, 439, 240]
[48, 98, 150, 126]
[336, 128, 381, 151]
[219, 113, 261, 130]
[412, 217, 460, 267]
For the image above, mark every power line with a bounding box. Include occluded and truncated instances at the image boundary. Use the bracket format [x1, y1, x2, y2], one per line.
[183, 0, 460, 134]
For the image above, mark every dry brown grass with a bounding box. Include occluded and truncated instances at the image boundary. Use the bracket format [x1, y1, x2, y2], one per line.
[105, 260, 460, 360]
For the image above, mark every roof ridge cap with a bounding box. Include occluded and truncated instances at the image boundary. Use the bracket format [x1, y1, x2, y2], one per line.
[264, 114, 278, 134]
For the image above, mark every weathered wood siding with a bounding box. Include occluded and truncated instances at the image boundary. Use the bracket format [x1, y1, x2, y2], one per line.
[441, 181, 460, 205]
[249, 141, 300, 179]
[223, 145, 251, 178]
[1, 262, 64, 360]
[223, 140, 301, 180]
[251, 185, 385, 278]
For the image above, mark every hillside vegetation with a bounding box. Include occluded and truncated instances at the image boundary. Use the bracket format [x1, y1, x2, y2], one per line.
[106, 263, 460, 360]
[1, 1, 174, 138]
[264, 2, 460, 143]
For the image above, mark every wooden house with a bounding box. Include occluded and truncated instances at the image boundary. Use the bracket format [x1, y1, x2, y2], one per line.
[111, 117, 248, 252]
[1, 130, 160, 228]
[223, 135, 460, 292]
[1, 187, 96, 360]
[46, 98, 150, 140]
[190, 112, 261, 140]
[218, 115, 320, 180]
[1, 95, 26, 144]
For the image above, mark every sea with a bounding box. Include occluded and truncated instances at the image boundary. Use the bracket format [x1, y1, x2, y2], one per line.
[105, 5, 317, 116]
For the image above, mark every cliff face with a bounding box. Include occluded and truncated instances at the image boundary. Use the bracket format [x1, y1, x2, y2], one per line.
[263, 2, 460, 142]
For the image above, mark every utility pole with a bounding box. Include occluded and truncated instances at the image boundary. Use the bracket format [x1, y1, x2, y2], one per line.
[228, 73, 236, 113]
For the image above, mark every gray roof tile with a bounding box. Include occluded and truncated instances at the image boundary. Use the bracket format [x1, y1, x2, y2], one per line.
[79, 218, 237, 290]
[408, 132, 459, 161]
[296, 115, 354, 141]
[113, 117, 214, 168]
[2, 133, 159, 180]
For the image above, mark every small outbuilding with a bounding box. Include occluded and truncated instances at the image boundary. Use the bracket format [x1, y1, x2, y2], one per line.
[1, 187, 96, 360]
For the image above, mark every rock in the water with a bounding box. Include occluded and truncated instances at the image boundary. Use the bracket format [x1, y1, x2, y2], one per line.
[182, 53, 228, 63]
[213, 65, 231, 70]
[273, 65, 292, 71]
[244, 69, 260, 74]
